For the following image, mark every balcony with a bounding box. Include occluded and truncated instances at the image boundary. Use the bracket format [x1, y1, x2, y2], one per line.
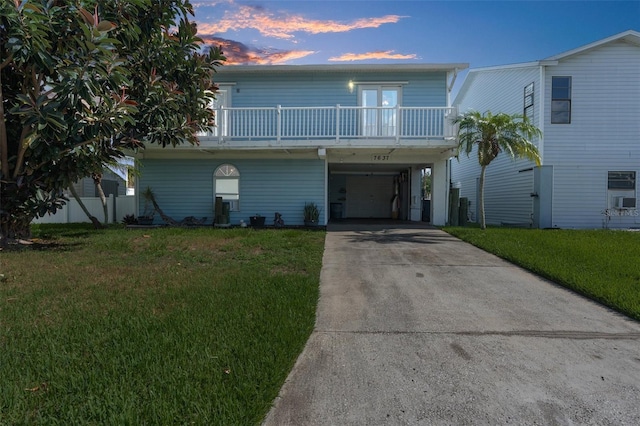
[197, 105, 457, 148]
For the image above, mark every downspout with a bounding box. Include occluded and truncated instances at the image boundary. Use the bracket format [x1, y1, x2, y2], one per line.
[446, 158, 451, 225]
[318, 148, 328, 225]
[538, 63, 552, 227]
[324, 156, 329, 225]
[538, 65, 545, 161]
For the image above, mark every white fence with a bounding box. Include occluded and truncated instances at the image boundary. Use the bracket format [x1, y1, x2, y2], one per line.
[32, 195, 136, 224]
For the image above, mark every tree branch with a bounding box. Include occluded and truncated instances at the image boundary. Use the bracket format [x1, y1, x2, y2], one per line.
[12, 125, 32, 179]
[0, 69, 10, 178]
[0, 54, 12, 70]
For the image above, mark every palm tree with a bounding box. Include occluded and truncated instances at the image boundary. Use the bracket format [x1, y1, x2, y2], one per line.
[452, 111, 542, 229]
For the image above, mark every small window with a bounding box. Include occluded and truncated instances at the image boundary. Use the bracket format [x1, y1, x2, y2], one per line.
[523, 82, 534, 121]
[551, 76, 571, 124]
[214, 164, 239, 211]
[608, 171, 636, 190]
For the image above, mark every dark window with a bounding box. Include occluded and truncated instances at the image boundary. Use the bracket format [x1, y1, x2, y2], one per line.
[523, 82, 534, 121]
[551, 76, 571, 124]
[608, 171, 636, 190]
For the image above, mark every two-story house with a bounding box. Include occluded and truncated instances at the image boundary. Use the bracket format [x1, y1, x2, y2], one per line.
[452, 30, 640, 229]
[135, 63, 467, 226]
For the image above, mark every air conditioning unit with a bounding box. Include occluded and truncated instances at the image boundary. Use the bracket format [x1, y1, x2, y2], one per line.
[227, 200, 239, 212]
[615, 196, 637, 209]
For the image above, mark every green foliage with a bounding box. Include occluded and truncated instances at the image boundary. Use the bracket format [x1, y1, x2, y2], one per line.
[0, 1, 225, 241]
[444, 227, 640, 320]
[303, 202, 320, 222]
[453, 110, 542, 167]
[422, 168, 431, 198]
[1, 225, 325, 424]
[452, 111, 542, 229]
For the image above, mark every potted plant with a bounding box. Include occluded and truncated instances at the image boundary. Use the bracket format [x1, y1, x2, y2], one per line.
[137, 186, 156, 225]
[250, 213, 265, 228]
[303, 202, 320, 226]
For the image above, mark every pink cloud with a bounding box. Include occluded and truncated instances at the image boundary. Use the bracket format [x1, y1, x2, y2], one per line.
[201, 36, 316, 65]
[197, 5, 405, 39]
[329, 51, 418, 62]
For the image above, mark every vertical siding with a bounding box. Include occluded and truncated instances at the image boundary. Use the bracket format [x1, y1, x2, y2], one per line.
[138, 158, 325, 225]
[483, 167, 533, 226]
[543, 40, 640, 228]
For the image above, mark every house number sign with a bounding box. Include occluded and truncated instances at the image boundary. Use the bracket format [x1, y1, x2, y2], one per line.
[372, 154, 391, 161]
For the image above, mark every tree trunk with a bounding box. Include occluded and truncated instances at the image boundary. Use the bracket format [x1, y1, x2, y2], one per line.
[0, 216, 33, 247]
[94, 181, 109, 225]
[0, 68, 11, 179]
[148, 192, 178, 225]
[69, 185, 103, 229]
[1, 185, 35, 246]
[479, 165, 486, 230]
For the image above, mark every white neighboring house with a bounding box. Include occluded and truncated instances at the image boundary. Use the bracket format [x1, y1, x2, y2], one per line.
[67, 157, 135, 198]
[452, 30, 640, 229]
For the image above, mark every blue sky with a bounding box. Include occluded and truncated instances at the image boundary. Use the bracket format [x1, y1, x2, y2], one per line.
[194, 0, 639, 66]
[193, 0, 639, 93]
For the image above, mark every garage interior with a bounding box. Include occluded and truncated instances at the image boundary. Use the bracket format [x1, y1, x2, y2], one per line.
[328, 164, 431, 222]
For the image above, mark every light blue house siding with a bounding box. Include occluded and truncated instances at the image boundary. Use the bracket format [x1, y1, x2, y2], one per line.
[218, 70, 448, 108]
[216, 70, 449, 141]
[137, 63, 468, 226]
[138, 158, 326, 225]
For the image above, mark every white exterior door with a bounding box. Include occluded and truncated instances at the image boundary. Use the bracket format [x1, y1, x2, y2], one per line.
[213, 89, 229, 137]
[360, 86, 400, 137]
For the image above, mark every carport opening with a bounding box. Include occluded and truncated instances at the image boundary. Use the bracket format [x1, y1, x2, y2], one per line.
[421, 167, 432, 223]
[328, 164, 431, 223]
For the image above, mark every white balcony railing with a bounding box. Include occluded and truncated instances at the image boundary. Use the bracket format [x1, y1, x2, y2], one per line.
[199, 105, 457, 145]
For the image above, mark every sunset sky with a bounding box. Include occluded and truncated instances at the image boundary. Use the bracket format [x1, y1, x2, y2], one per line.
[193, 0, 639, 69]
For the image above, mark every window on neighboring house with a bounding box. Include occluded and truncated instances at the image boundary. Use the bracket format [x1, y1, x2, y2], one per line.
[523, 82, 534, 121]
[608, 171, 636, 190]
[551, 76, 571, 124]
[607, 171, 637, 209]
[214, 164, 240, 211]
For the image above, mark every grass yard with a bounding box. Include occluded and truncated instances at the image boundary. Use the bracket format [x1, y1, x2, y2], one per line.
[444, 227, 640, 321]
[0, 224, 325, 425]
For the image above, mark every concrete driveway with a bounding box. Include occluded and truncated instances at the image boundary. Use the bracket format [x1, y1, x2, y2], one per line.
[263, 224, 640, 425]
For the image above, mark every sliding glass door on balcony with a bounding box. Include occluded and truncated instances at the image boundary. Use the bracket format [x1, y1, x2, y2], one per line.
[213, 89, 228, 137]
[360, 86, 400, 137]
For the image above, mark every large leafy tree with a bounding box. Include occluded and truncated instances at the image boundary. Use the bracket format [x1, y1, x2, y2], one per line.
[452, 111, 542, 229]
[0, 0, 224, 243]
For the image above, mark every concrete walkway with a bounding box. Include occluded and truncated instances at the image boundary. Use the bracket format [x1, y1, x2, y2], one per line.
[263, 224, 640, 425]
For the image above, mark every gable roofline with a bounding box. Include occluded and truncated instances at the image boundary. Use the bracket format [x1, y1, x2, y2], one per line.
[462, 29, 640, 75]
[463, 61, 543, 74]
[454, 30, 640, 105]
[216, 63, 469, 74]
[543, 29, 640, 61]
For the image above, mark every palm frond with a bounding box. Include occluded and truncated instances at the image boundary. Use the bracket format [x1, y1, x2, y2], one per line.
[454, 110, 542, 167]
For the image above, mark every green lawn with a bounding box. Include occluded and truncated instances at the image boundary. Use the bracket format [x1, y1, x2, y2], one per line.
[1, 224, 325, 425]
[443, 227, 640, 321]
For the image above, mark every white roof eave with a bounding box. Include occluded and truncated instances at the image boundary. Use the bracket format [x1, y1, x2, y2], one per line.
[543, 29, 640, 61]
[216, 63, 469, 74]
